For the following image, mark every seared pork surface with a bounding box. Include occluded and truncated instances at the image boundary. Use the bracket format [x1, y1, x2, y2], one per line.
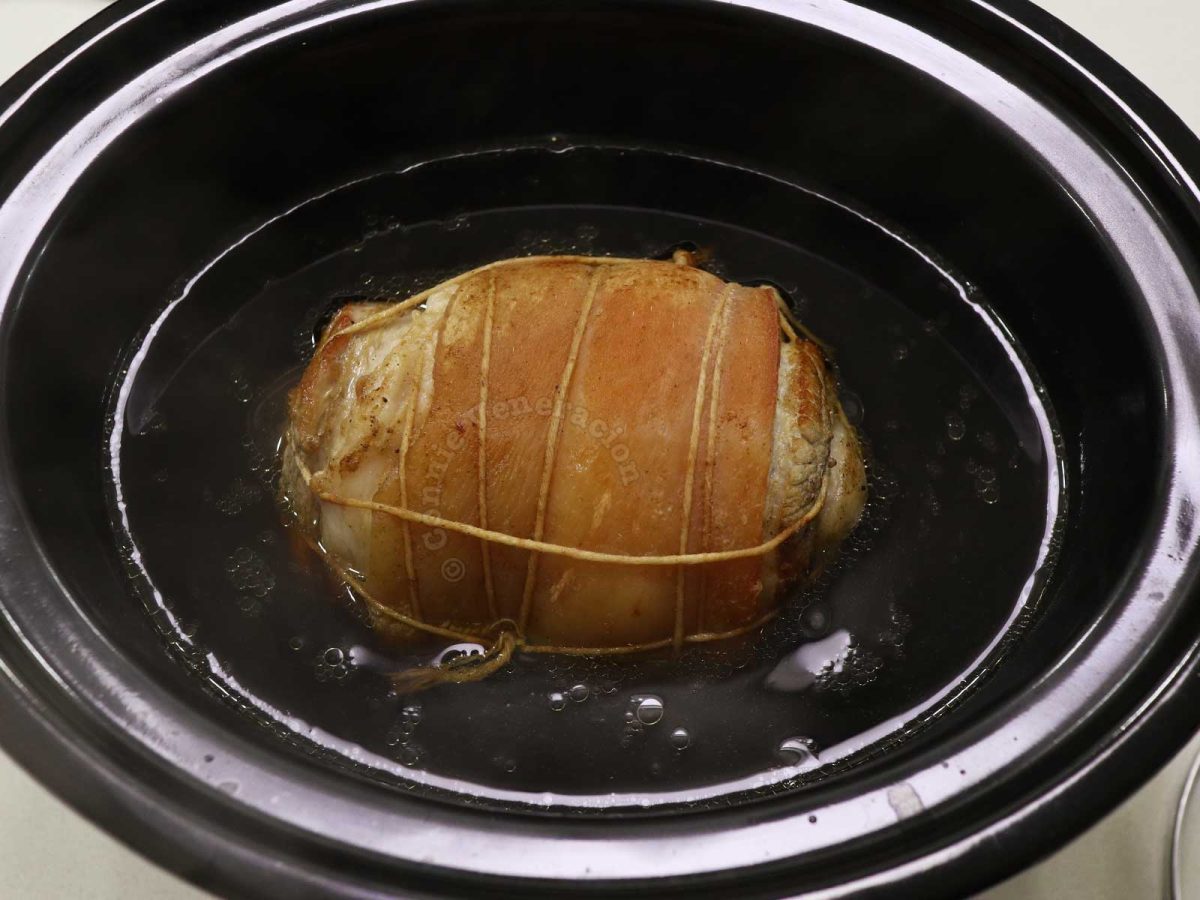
[283, 254, 866, 649]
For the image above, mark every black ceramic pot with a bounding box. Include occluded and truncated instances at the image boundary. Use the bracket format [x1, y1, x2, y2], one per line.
[2, 1, 1200, 897]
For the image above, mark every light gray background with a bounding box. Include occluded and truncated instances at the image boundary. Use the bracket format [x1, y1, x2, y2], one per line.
[0, 0, 1197, 897]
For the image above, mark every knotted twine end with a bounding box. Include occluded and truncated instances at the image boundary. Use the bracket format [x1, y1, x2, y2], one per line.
[391, 630, 519, 694]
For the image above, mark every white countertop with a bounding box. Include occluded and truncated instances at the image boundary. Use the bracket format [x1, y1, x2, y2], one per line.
[1, 1, 1198, 897]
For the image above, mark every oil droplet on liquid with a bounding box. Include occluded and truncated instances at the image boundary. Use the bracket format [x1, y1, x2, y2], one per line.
[766, 629, 852, 692]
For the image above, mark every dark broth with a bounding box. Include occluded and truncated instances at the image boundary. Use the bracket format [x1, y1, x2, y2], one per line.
[107, 144, 1062, 809]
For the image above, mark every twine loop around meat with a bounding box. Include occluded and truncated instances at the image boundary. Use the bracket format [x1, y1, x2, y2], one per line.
[289, 254, 824, 690]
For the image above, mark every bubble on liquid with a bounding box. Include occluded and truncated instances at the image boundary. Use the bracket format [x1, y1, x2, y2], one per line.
[959, 383, 979, 410]
[618, 693, 663, 745]
[619, 719, 644, 748]
[568, 683, 589, 703]
[879, 603, 913, 659]
[213, 477, 262, 516]
[777, 736, 821, 769]
[233, 596, 257, 618]
[669, 727, 691, 750]
[548, 691, 567, 712]
[815, 641, 884, 696]
[546, 133, 575, 154]
[803, 603, 831, 636]
[385, 701, 425, 753]
[979, 484, 1000, 505]
[224, 547, 275, 615]
[634, 695, 664, 725]
[838, 389, 864, 426]
[516, 228, 558, 254]
[495, 756, 518, 773]
[230, 367, 253, 404]
[244, 438, 280, 491]
[945, 412, 966, 441]
[314, 646, 352, 683]
[891, 343, 909, 362]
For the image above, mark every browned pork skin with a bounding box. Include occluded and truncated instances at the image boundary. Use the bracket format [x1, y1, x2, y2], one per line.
[282, 252, 866, 666]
